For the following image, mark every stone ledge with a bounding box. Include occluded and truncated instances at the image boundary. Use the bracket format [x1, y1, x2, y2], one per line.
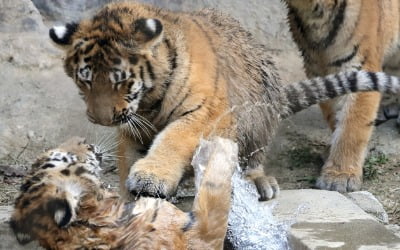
[2, 190, 400, 249]
[268, 189, 400, 250]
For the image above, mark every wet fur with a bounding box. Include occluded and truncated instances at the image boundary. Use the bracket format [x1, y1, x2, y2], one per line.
[49, 2, 400, 200]
[10, 137, 234, 249]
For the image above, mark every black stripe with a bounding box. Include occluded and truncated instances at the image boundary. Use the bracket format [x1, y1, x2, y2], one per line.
[180, 100, 205, 117]
[182, 211, 196, 232]
[83, 43, 95, 54]
[286, 85, 303, 113]
[386, 73, 392, 93]
[334, 74, 346, 94]
[310, 79, 322, 100]
[164, 38, 178, 72]
[288, 8, 306, 42]
[146, 60, 156, 80]
[170, 50, 178, 71]
[300, 81, 317, 105]
[165, 91, 190, 123]
[348, 71, 358, 92]
[74, 41, 83, 50]
[27, 183, 45, 194]
[109, 10, 124, 30]
[75, 166, 87, 176]
[330, 45, 359, 67]
[129, 69, 136, 79]
[367, 72, 379, 90]
[320, 0, 347, 48]
[140, 66, 145, 83]
[324, 78, 338, 98]
[151, 208, 159, 222]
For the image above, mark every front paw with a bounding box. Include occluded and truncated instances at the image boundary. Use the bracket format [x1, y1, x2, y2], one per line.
[125, 159, 180, 199]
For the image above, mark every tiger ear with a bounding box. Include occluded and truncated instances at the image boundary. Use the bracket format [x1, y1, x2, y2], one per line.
[47, 198, 74, 227]
[49, 22, 79, 48]
[132, 18, 163, 50]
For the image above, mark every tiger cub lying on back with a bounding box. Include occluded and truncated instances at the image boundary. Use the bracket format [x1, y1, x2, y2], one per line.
[49, 2, 400, 201]
[10, 137, 235, 249]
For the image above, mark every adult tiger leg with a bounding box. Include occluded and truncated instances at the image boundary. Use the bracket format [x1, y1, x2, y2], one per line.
[317, 84, 381, 192]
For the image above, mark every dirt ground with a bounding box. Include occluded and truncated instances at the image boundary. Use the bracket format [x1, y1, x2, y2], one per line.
[1, 120, 399, 226]
[267, 118, 400, 225]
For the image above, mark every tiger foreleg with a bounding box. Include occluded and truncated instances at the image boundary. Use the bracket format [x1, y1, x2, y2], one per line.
[125, 118, 207, 199]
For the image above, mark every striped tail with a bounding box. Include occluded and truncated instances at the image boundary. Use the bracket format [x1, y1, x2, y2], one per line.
[282, 70, 400, 117]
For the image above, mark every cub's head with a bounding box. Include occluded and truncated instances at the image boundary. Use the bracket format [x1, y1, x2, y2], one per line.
[49, 3, 172, 126]
[10, 137, 107, 245]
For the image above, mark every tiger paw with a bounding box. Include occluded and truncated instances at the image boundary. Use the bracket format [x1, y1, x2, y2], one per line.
[125, 159, 180, 199]
[253, 175, 280, 201]
[316, 162, 362, 192]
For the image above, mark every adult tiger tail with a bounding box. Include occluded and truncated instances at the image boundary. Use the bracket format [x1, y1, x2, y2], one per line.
[284, 0, 400, 192]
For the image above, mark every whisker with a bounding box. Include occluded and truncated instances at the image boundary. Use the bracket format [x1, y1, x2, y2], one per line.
[128, 117, 143, 144]
[134, 113, 157, 132]
[133, 116, 152, 138]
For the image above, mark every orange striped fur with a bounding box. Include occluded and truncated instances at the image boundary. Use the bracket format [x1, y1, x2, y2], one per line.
[285, 0, 400, 192]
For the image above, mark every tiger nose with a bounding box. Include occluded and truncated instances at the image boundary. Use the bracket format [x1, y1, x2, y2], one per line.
[86, 108, 114, 126]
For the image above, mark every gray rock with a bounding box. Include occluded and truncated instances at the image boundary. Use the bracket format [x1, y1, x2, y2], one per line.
[269, 190, 400, 250]
[347, 191, 390, 224]
[31, 0, 112, 22]
[0, 0, 47, 33]
[0, 206, 43, 250]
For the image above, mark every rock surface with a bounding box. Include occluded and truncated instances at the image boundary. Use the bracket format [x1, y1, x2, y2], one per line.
[1, 189, 399, 249]
[269, 190, 400, 250]
[347, 191, 390, 224]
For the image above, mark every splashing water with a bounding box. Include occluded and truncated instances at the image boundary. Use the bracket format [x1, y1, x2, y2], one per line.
[192, 138, 293, 250]
[227, 167, 292, 250]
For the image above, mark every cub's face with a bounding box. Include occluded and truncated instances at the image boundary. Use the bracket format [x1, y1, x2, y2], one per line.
[10, 137, 106, 244]
[50, 7, 169, 127]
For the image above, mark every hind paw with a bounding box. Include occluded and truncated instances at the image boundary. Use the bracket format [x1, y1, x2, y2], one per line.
[316, 162, 362, 192]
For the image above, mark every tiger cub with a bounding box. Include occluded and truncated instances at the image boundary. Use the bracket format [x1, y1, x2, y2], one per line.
[49, 2, 400, 200]
[284, 0, 400, 192]
[10, 137, 235, 249]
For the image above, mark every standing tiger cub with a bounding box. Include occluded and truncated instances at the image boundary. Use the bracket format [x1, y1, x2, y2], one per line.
[50, 2, 400, 200]
[284, 0, 400, 192]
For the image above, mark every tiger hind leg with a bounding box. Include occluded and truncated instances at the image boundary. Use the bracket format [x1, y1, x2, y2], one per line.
[316, 92, 381, 192]
[189, 138, 237, 249]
